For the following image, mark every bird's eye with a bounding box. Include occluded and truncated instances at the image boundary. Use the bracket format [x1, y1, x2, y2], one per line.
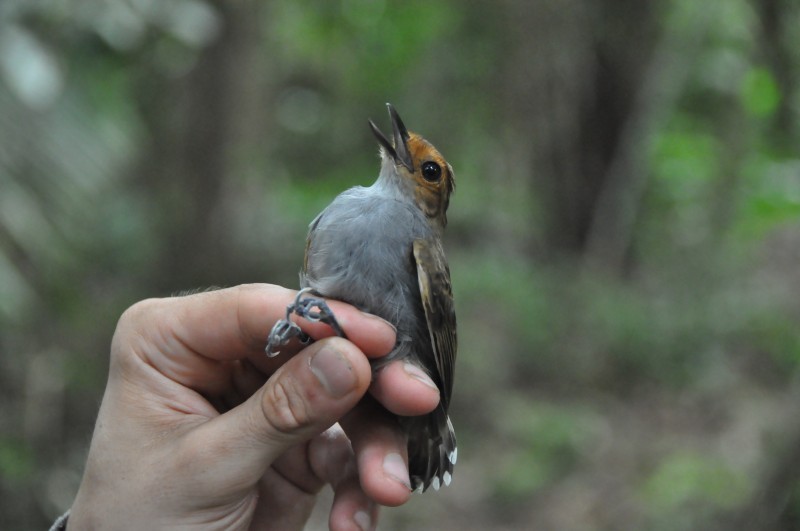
[421, 161, 442, 182]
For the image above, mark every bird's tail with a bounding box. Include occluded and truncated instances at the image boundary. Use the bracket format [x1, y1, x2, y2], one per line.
[405, 403, 457, 492]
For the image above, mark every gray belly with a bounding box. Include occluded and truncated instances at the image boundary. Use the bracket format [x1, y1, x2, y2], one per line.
[302, 193, 432, 361]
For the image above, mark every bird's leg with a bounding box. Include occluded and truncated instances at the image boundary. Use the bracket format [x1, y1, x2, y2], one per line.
[291, 294, 347, 338]
[266, 288, 346, 357]
[265, 288, 314, 357]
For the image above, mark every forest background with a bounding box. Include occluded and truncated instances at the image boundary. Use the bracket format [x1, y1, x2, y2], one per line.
[2, 1, 800, 529]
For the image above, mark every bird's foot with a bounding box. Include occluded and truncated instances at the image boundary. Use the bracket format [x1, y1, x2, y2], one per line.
[266, 288, 345, 357]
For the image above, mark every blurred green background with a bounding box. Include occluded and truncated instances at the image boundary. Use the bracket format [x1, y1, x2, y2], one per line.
[2, 0, 800, 529]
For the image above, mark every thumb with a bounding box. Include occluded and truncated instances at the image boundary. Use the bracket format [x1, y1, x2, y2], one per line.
[183, 338, 372, 497]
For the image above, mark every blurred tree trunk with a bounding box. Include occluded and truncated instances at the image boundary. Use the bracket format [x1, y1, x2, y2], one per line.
[500, 0, 662, 264]
[134, 2, 267, 292]
[714, 2, 800, 529]
[500, 0, 712, 274]
[754, 0, 798, 146]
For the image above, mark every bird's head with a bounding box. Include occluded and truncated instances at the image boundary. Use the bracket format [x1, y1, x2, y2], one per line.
[370, 104, 455, 231]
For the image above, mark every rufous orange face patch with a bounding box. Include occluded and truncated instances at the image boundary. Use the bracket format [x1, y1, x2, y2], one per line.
[406, 133, 455, 226]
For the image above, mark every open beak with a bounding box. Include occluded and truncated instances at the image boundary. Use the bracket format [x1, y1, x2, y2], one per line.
[369, 103, 414, 171]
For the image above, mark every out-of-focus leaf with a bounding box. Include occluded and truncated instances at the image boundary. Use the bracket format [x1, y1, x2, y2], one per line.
[652, 121, 720, 188]
[737, 157, 800, 236]
[741, 67, 781, 118]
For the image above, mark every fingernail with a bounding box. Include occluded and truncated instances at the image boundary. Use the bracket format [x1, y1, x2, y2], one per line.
[309, 346, 356, 398]
[353, 509, 371, 531]
[383, 452, 411, 490]
[360, 311, 397, 333]
[403, 362, 439, 391]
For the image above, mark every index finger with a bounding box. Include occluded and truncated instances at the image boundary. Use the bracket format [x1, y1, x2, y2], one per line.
[179, 284, 396, 359]
[121, 284, 396, 392]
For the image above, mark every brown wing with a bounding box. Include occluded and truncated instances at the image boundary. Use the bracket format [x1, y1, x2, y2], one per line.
[302, 212, 324, 277]
[413, 238, 457, 409]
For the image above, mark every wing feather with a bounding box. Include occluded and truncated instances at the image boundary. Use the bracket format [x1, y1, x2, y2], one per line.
[412, 238, 457, 408]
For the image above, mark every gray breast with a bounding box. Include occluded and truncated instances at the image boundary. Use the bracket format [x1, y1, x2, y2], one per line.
[302, 187, 432, 348]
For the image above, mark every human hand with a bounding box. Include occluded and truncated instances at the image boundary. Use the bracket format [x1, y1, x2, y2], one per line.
[68, 284, 441, 530]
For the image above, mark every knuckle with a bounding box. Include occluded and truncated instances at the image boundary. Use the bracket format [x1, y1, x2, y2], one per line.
[261, 376, 314, 436]
[116, 299, 153, 331]
[110, 299, 160, 366]
[310, 426, 357, 486]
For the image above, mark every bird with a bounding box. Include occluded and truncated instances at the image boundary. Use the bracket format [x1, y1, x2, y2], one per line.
[266, 103, 457, 492]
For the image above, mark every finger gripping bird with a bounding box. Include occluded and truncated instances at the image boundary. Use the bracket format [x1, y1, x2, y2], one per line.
[266, 104, 457, 492]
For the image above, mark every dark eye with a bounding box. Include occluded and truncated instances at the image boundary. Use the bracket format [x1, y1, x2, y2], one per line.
[421, 161, 442, 182]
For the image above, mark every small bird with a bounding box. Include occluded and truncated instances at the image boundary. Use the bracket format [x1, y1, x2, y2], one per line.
[266, 104, 457, 492]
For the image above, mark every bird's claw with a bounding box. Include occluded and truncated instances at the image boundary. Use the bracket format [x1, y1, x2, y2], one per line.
[265, 288, 345, 357]
[265, 319, 310, 357]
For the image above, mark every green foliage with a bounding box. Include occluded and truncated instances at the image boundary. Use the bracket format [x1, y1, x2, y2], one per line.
[2, 0, 800, 529]
[0, 439, 34, 483]
[653, 120, 720, 189]
[641, 453, 749, 524]
[750, 312, 800, 368]
[741, 67, 781, 118]
[268, 0, 457, 93]
[493, 399, 596, 501]
[737, 154, 800, 237]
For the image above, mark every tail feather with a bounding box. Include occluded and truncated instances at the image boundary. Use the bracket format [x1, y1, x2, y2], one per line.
[405, 404, 456, 492]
